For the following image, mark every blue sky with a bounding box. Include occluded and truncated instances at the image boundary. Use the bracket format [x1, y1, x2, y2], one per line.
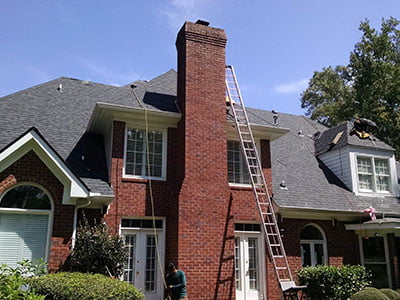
[1, 1, 399, 115]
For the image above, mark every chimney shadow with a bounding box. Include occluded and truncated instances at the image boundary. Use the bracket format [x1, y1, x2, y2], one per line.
[214, 192, 235, 299]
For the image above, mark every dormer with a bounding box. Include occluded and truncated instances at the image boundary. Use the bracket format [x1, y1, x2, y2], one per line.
[315, 119, 398, 197]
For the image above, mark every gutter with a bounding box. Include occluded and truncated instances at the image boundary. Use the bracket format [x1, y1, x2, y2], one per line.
[71, 199, 92, 249]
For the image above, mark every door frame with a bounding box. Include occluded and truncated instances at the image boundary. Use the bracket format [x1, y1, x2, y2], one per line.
[120, 217, 165, 299]
[234, 223, 266, 300]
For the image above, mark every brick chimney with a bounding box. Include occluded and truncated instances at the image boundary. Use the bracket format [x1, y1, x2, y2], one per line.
[175, 21, 234, 299]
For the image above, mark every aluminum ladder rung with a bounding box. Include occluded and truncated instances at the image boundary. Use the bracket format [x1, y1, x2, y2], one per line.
[226, 65, 294, 291]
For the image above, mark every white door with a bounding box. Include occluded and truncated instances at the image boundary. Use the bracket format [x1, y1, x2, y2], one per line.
[235, 232, 265, 300]
[123, 231, 163, 300]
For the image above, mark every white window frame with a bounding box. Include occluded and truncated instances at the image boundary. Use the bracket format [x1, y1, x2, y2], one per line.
[300, 223, 328, 267]
[123, 126, 167, 181]
[358, 234, 392, 288]
[0, 182, 54, 264]
[228, 139, 261, 187]
[356, 156, 391, 194]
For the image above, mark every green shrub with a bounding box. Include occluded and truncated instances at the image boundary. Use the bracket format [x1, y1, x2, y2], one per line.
[29, 272, 144, 300]
[380, 289, 400, 300]
[351, 287, 389, 300]
[69, 218, 128, 277]
[297, 265, 371, 300]
[0, 260, 46, 300]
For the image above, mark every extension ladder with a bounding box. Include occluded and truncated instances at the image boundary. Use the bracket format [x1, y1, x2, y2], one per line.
[225, 65, 297, 293]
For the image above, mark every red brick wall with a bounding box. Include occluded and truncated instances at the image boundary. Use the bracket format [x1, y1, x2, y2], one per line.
[175, 21, 234, 299]
[0, 150, 73, 271]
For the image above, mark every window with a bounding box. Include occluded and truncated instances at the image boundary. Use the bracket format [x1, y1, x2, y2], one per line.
[228, 141, 250, 185]
[0, 185, 52, 267]
[357, 157, 391, 193]
[300, 224, 327, 267]
[125, 128, 165, 179]
[1, 185, 51, 209]
[362, 236, 390, 288]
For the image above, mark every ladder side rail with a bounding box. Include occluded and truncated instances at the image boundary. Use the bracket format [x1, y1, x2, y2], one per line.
[226, 65, 294, 284]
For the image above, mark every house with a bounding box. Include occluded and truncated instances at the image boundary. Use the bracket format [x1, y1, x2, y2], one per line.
[0, 20, 399, 300]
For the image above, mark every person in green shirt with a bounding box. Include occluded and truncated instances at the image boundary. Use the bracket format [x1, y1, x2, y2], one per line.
[166, 263, 187, 300]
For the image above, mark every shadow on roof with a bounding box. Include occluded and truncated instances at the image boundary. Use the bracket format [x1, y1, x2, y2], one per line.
[142, 92, 178, 112]
[66, 133, 109, 182]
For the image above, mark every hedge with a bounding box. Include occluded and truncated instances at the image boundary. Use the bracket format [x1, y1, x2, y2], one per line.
[28, 272, 144, 300]
[351, 287, 390, 300]
[380, 289, 400, 300]
[297, 265, 371, 300]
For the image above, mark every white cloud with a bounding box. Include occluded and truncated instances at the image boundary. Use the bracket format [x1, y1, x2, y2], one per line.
[27, 66, 52, 83]
[156, 0, 215, 30]
[274, 79, 308, 94]
[73, 55, 140, 85]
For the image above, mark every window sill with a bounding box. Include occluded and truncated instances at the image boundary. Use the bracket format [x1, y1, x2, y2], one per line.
[122, 176, 166, 183]
[229, 183, 253, 191]
[355, 190, 393, 197]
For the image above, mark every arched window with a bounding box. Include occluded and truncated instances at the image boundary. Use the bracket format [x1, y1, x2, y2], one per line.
[0, 184, 52, 267]
[1, 185, 51, 209]
[300, 224, 327, 267]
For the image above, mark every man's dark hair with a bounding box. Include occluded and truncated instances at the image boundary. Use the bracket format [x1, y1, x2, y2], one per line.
[167, 263, 176, 270]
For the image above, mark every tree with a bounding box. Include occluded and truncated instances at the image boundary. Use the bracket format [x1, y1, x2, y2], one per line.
[301, 17, 400, 156]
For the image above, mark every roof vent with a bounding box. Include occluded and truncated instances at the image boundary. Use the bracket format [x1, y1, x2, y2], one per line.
[195, 19, 210, 26]
[272, 110, 278, 125]
[57, 84, 63, 92]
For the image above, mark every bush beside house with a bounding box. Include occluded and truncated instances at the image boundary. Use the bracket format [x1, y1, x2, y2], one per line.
[29, 272, 144, 300]
[297, 265, 371, 300]
[0, 260, 46, 300]
[69, 218, 128, 277]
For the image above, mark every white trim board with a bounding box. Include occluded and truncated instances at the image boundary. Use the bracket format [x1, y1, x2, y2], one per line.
[0, 129, 89, 204]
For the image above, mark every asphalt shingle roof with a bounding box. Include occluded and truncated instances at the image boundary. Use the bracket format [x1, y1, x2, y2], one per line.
[1, 69, 399, 216]
[270, 113, 400, 215]
[315, 121, 393, 155]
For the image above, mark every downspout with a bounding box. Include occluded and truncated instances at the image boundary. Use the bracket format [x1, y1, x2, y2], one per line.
[71, 199, 91, 249]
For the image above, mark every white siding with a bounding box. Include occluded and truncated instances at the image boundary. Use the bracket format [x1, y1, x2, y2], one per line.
[348, 146, 398, 196]
[319, 145, 398, 196]
[318, 147, 352, 190]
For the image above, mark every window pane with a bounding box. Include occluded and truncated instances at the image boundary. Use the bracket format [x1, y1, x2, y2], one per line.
[126, 128, 163, 177]
[376, 176, 390, 192]
[359, 174, 373, 190]
[145, 235, 157, 292]
[248, 238, 259, 290]
[1, 185, 51, 210]
[301, 243, 311, 267]
[314, 243, 324, 265]
[227, 141, 250, 184]
[357, 157, 372, 173]
[363, 237, 386, 262]
[300, 225, 323, 240]
[124, 235, 136, 285]
[375, 159, 389, 175]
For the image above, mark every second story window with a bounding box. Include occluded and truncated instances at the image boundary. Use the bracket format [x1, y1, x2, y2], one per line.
[125, 128, 165, 179]
[357, 156, 391, 193]
[228, 141, 250, 185]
